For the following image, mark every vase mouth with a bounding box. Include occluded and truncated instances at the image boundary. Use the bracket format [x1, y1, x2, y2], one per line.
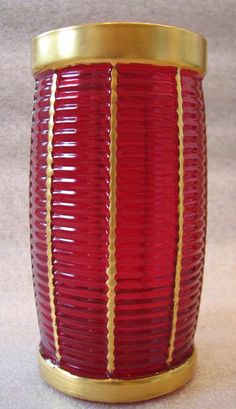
[32, 22, 207, 74]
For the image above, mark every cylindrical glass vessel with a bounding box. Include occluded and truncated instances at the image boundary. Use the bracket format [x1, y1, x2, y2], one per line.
[30, 23, 207, 403]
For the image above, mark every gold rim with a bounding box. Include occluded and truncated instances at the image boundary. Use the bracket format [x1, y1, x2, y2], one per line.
[32, 22, 207, 74]
[39, 349, 196, 403]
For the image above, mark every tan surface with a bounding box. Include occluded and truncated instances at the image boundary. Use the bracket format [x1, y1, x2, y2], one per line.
[0, 1, 236, 408]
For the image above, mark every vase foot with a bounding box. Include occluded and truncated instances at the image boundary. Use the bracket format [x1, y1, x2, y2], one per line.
[38, 349, 196, 403]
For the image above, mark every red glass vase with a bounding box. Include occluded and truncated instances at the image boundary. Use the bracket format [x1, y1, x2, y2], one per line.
[30, 23, 207, 402]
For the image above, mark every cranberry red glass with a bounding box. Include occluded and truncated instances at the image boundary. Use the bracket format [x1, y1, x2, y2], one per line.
[30, 23, 207, 402]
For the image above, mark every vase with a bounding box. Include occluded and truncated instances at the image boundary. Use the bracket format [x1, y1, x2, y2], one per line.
[30, 22, 207, 403]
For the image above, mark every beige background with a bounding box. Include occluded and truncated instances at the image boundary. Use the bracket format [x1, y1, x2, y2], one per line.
[0, 0, 236, 408]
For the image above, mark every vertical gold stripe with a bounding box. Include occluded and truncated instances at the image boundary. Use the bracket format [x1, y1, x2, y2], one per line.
[167, 68, 184, 365]
[106, 65, 118, 373]
[46, 72, 60, 361]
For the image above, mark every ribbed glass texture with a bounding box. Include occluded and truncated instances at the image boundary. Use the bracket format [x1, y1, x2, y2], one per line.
[30, 72, 56, 361]
[30, 63, 206, 380]
[172, 69, 207, 365]
[114, 65, 179, 378]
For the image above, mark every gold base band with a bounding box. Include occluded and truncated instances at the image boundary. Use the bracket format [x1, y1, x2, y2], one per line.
[32, 22, 207, 74]
[39, 350, 196, 403]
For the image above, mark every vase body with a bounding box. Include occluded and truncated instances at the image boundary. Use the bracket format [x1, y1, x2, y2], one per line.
[30, 23, 207, 402]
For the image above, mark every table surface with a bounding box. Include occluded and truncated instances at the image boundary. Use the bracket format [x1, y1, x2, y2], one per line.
[1, 0, 236, 408]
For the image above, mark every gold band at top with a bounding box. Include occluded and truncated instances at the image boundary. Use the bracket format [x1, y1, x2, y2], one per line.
[32, 22, 207, 74]
[106, 65, 118, 373]
[45, 73, 61, 361]
[167, 69, 184, 365]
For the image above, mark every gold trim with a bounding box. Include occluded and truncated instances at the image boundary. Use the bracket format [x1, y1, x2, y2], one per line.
[106, 65, 118, 373]
[45, 73, 60, 361]
[38, 350, 196, 403]
[32, 22, 207, 74]
[167, 68, 184, 365]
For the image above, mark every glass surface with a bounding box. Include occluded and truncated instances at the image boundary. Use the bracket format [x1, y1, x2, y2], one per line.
[30, 63, 206, 379]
